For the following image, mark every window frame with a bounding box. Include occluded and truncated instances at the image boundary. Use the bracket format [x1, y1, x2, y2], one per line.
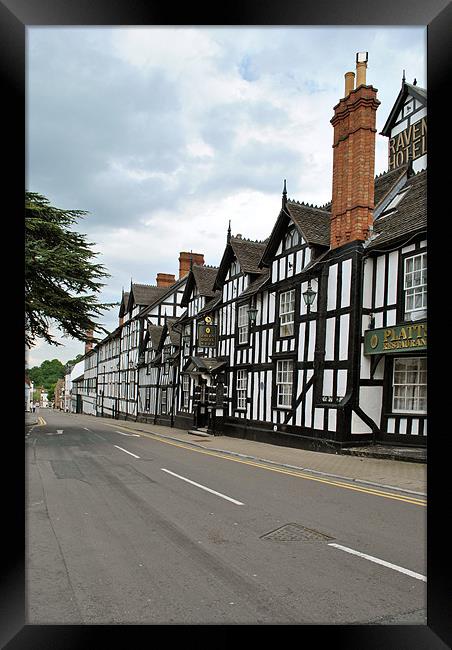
[279, 289, 296, 337]
[404, 252, 427, 320]
[236, 369, 248, 411]
[237, 303, 249, 345]
[275, 359, 294, 409]
[392, 356, 427, 414]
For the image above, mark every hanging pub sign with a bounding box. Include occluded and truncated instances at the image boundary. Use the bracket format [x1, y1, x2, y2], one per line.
[388, 117, 426, 170]
[364, 321, 427, 355]
[197, 316, 217, 348]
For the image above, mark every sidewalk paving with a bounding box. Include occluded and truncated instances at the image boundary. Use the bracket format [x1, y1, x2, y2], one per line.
[93, 415, 426, 495]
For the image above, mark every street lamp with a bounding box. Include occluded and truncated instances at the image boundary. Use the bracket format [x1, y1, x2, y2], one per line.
[302, 280, 317, 307]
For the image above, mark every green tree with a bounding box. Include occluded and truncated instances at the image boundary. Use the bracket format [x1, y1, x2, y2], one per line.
[25, 191, 115, 348]
[28, 359, 66, 392]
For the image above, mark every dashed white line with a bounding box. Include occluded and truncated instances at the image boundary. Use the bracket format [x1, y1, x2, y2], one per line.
[161, 468, 244, 505]
[114, 445, 140, 459]
[328, 543, 427, 582]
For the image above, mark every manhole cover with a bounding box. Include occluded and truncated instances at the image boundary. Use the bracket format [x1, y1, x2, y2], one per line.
[260, 523, 334, 542]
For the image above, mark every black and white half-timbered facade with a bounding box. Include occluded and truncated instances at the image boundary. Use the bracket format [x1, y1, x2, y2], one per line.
[77, 54, 426, 452]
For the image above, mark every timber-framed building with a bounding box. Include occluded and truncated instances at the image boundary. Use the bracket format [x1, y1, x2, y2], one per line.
[74, 53, 427, 452]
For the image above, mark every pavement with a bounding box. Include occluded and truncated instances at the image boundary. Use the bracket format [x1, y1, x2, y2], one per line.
[51, 412, 427, 496]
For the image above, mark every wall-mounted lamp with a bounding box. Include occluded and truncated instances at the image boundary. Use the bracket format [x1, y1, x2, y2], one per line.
[302, 280, 317, 307]
[369, 313, 375, 330]
[248, 306, 258, 325]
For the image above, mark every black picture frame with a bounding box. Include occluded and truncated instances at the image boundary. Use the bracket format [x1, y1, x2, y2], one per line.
[7, 0, 450, 646]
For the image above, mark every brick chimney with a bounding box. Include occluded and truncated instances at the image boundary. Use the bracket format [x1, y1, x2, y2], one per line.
[178, 251, 205, 279]
[156, 273, 176, 287]
[85, 329, 94, 354]
[330, 52, 380, 249]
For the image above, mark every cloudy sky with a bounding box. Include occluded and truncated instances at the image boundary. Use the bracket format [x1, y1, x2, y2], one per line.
[26, 26, 426, 367]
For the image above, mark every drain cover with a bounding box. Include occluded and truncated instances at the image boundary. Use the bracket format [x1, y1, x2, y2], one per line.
[261, 523, 334, 542]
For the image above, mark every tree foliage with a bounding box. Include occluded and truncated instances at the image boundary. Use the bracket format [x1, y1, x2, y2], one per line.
[25, 191, 114, 347]
[28, 359, 65, 391]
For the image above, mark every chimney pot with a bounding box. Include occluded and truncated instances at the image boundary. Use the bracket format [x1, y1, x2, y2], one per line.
[344, 71, 355, 97]
[356, 51, 368, 87]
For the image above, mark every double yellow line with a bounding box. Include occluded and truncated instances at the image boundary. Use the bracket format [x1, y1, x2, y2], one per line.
[37, 416, 46, 426]
[101, 421, 427, 507]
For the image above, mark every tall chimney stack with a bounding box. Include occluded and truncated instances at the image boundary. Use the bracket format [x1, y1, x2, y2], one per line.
[85, 329, 94, 354]
[178, 252, 205, 278]
[330, 52, 380, 249]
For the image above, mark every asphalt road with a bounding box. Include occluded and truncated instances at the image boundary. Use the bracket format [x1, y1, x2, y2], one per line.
[26, 410, 427, 625]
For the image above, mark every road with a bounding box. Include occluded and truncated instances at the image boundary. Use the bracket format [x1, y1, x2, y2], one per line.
[26, 410, 426, 624]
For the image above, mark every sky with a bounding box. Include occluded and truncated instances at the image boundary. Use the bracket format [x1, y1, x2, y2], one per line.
[26, 26, 426, 368]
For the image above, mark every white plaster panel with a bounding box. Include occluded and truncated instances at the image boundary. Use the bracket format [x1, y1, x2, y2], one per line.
[399, 419, 407, 434]
[325, 318, 335, 360]
[386, 309, 397, 326]
[327, 264, 338, 311]
[328, 409, 337, 432]
[304, 385, 313, 427]
[402, 243, 416, 254]
[276, 241, 282, 255]
[337, 370, 347, 397]
[323, 369, 334, 396]
[295, 250, 302, 275]
[387, 418, 395, 433]
[351, 411, 372, 434]
[413, 156, 427, 173]
[374, 312, 384, 329]
[341, 259, 352, 308]
[307, 321, 316, 361]
[359, 386, 382, 427]
[266, 371, 272, 421]
[387, 252, 398, 305]
[339, 314, 350, 360]
[272, 261, 278, 283]
[411, 419, 419, 435]
[392, 116, 407, 134]
[314, 408, 324, 430]
[269, 293, 275, 322]
[375, 255, 385, 308]
[279, 257, 285, 281]
[298, 322, 306, 361]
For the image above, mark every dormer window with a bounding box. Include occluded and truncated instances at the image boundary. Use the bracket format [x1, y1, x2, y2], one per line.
[231, 260, 240, 276]
[284, 228, 301, 251]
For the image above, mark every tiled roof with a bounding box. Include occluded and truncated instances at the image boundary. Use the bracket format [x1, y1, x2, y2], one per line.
[365, 170, 426, 250]
[165, 318, 181, 347]
[285, 202, 331, 247]
[130, 283, 167, 308]
[197, 293, 222, 317]
[239, 269, 270, 298]
[192, 265, 218, 297]
[230, 237, 267, 274]
[374, 165, 409, 207]
[118, 291, 130, 317]
[148, 324, 164, 349]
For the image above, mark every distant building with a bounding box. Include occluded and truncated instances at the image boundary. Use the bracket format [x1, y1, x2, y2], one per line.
[25, 376, 34, 412]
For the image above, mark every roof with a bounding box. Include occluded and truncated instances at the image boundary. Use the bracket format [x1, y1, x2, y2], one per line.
[148, 324, 164, 349]
[230, 237, 267, 273]
[374, 164, 410, 208]
[197, 293, 222, 317]
[239, 269, 271, 299]
[118, 291, 129, 318]
[183, 356, 227, 374]
[127, 283, 168, 312]
[139, 275, 188, 318]
[181, 264, 219, 307]
[285, 202, 331, 247]
[365, 169, 427, 251]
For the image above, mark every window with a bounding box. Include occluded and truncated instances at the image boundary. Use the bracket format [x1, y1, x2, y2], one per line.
[284, 228, 300, 250]
[276, 360, 293, 408]
[393, 357, 426, 413]
[236, 370, 248, 410]
[161, 389, 167, 415]
[279, 290, 295, 336]
[237, 304, 249, 344]
[230, 260, 240, 276]
[183, 375, 190, 409]
[404, 253, 427, 320]
[183, 325, 191, 356]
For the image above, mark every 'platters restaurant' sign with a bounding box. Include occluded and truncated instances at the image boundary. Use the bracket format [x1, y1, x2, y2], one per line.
[388, 117, 426, 170]
[364, 322, 427, 355]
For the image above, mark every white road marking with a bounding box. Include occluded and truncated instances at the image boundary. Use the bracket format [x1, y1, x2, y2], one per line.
[56, 430, 63, 435]
[83, 427, 91, 431]
[328, 543, 427, 582]
[116, 431, 141, 437]
[114, 445, 140, 459]
[161, 468, 244, 505]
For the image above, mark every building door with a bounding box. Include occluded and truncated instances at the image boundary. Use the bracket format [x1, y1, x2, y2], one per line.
[195, 378, 209, 429]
